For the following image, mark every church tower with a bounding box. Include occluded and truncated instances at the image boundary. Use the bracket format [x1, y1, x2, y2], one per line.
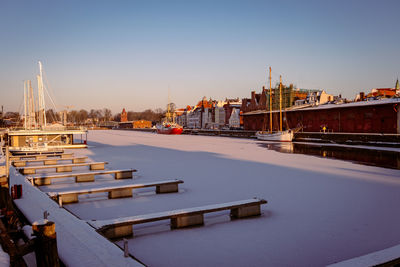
[120, 108, 128, 122]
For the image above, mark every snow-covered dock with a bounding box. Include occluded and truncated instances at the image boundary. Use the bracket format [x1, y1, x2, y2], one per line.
[9, 168, 143, 266]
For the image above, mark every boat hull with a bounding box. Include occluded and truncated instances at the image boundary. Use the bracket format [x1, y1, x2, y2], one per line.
[156, 127, 183, 135]
[256, 130, 293, 142]
[156, 123, 183, 135]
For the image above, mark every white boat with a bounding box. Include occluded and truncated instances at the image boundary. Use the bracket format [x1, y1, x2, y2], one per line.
[256, 68, 294, 142]
[256, 130, 293, 142]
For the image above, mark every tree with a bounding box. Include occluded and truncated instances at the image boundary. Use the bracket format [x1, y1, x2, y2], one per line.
[103, 108, 112, 121]
[114, 113, 121, 122]
[46, 109, 59, 123]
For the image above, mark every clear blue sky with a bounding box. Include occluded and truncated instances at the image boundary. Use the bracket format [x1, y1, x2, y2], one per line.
[1, 0, 399, 114]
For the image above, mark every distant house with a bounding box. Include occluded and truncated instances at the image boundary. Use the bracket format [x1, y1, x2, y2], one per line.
[305, 90, 334, 106]
[228, 108, 241, 128]
[186, 108, 201, 129]
[133, 120, 152, 128]
[214, 101, 226, 129]
[367, 88, 397, 98]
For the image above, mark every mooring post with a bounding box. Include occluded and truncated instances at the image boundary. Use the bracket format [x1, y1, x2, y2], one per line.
[32, 220, 60, 267]
[123, 238, 129, 257]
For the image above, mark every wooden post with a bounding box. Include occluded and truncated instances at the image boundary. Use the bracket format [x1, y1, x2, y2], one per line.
[32, 220, 60, 267]
[123, 238, 129, 257]
[5, 146, 9, 188]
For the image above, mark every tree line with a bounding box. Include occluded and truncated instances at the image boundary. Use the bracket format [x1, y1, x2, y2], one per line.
[1, 108, 166, 126]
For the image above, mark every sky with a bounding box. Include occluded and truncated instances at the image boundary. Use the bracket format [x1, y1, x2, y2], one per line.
[0, 0, 399, 114]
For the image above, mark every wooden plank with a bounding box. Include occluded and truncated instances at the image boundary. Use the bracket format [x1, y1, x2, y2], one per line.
[17, 162, 108, 175]
[10, 153, 74, 161]
[29, 169, 137, 186]
[51, 179, 182, 196]
[89, 198, 267, 235]
[12, 157, 87, 165]
[49, 179, 183, 207]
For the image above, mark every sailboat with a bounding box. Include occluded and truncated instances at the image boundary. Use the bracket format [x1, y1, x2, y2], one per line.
[156, 97, 183, 135]
[256, 68, 293, 142]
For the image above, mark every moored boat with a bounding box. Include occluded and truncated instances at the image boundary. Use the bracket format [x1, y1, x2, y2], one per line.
[256, 68, 294, 142]
[256, 130, 293, 142]
[156, 122, 183, 135]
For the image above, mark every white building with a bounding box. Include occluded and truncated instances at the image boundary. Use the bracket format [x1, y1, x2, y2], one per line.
[306, 90, 333, 106]
[186, 108, 201, 129]
[214, 101, 226, 129]
[228, 108, 240, 128]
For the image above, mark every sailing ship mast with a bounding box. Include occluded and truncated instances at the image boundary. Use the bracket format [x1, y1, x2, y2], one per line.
[269, 67, 272, 133]
[279, 75, 282, 132]
[37, 61, 47, 128]
[23, 80, 37, 130]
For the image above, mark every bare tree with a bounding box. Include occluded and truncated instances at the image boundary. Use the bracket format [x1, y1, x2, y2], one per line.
[103, 108, 112, 121]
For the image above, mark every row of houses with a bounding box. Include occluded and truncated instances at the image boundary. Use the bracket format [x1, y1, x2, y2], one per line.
[174, 97, 242, 129]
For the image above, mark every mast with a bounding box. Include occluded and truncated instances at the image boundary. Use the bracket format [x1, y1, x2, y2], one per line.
[167, 88, 171, 123]
[269, 67, 272, 133]
[279, 75, 282, 132]
[28, 80, 36, 129]
[24, 81, 27, 129]
[37, 61, 46, 128]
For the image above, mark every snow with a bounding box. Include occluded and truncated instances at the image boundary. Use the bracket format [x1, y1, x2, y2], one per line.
[328, 244, 400, 266]
[15, 130, 400, 266]
[9, 167, 142, 266]
[0, 246, 10, 266]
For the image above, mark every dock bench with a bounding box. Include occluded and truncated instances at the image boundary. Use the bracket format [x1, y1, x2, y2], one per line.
[17, 162, 108, 175]
[88, 198, 267, 239]
[48, 179, 184, 207]
[13, 157, 87, 167]
[10, 153, 74, 161]
[27, 169, 138, 185]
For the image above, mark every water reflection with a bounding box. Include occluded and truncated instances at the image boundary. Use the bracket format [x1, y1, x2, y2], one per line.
[263, 142, 400, 170]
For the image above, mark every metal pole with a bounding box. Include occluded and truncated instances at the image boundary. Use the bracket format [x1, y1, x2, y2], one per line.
[279, 75, 282, 132]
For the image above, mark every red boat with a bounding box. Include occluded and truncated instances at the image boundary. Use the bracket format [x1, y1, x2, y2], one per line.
[156, 122, 183, 135]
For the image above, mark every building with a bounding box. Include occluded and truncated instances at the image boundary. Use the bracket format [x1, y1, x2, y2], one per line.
[242, 98, 400, 133]
[6, 127, 88, 151]
[133, 120, 152, 128]
[224, 98, 242, 128]
[120, 108, 128, 122]
[214, 101, 226, 129]
[186, 108, 201, 129]
[228, 108, 241, 128]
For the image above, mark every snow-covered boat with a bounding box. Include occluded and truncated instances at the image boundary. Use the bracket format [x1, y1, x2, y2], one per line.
[156, 122, 183, 135]
[255, 129, 293, 142]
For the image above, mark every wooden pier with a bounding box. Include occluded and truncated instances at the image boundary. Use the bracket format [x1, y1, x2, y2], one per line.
[89, 198, 268, 239]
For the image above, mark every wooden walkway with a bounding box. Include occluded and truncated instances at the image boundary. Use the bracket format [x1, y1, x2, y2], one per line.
[48, 179, 184, 206]
[89, 198, 267, 239]
[28, 169, 137, 185]
[18, 162, 108, 174]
